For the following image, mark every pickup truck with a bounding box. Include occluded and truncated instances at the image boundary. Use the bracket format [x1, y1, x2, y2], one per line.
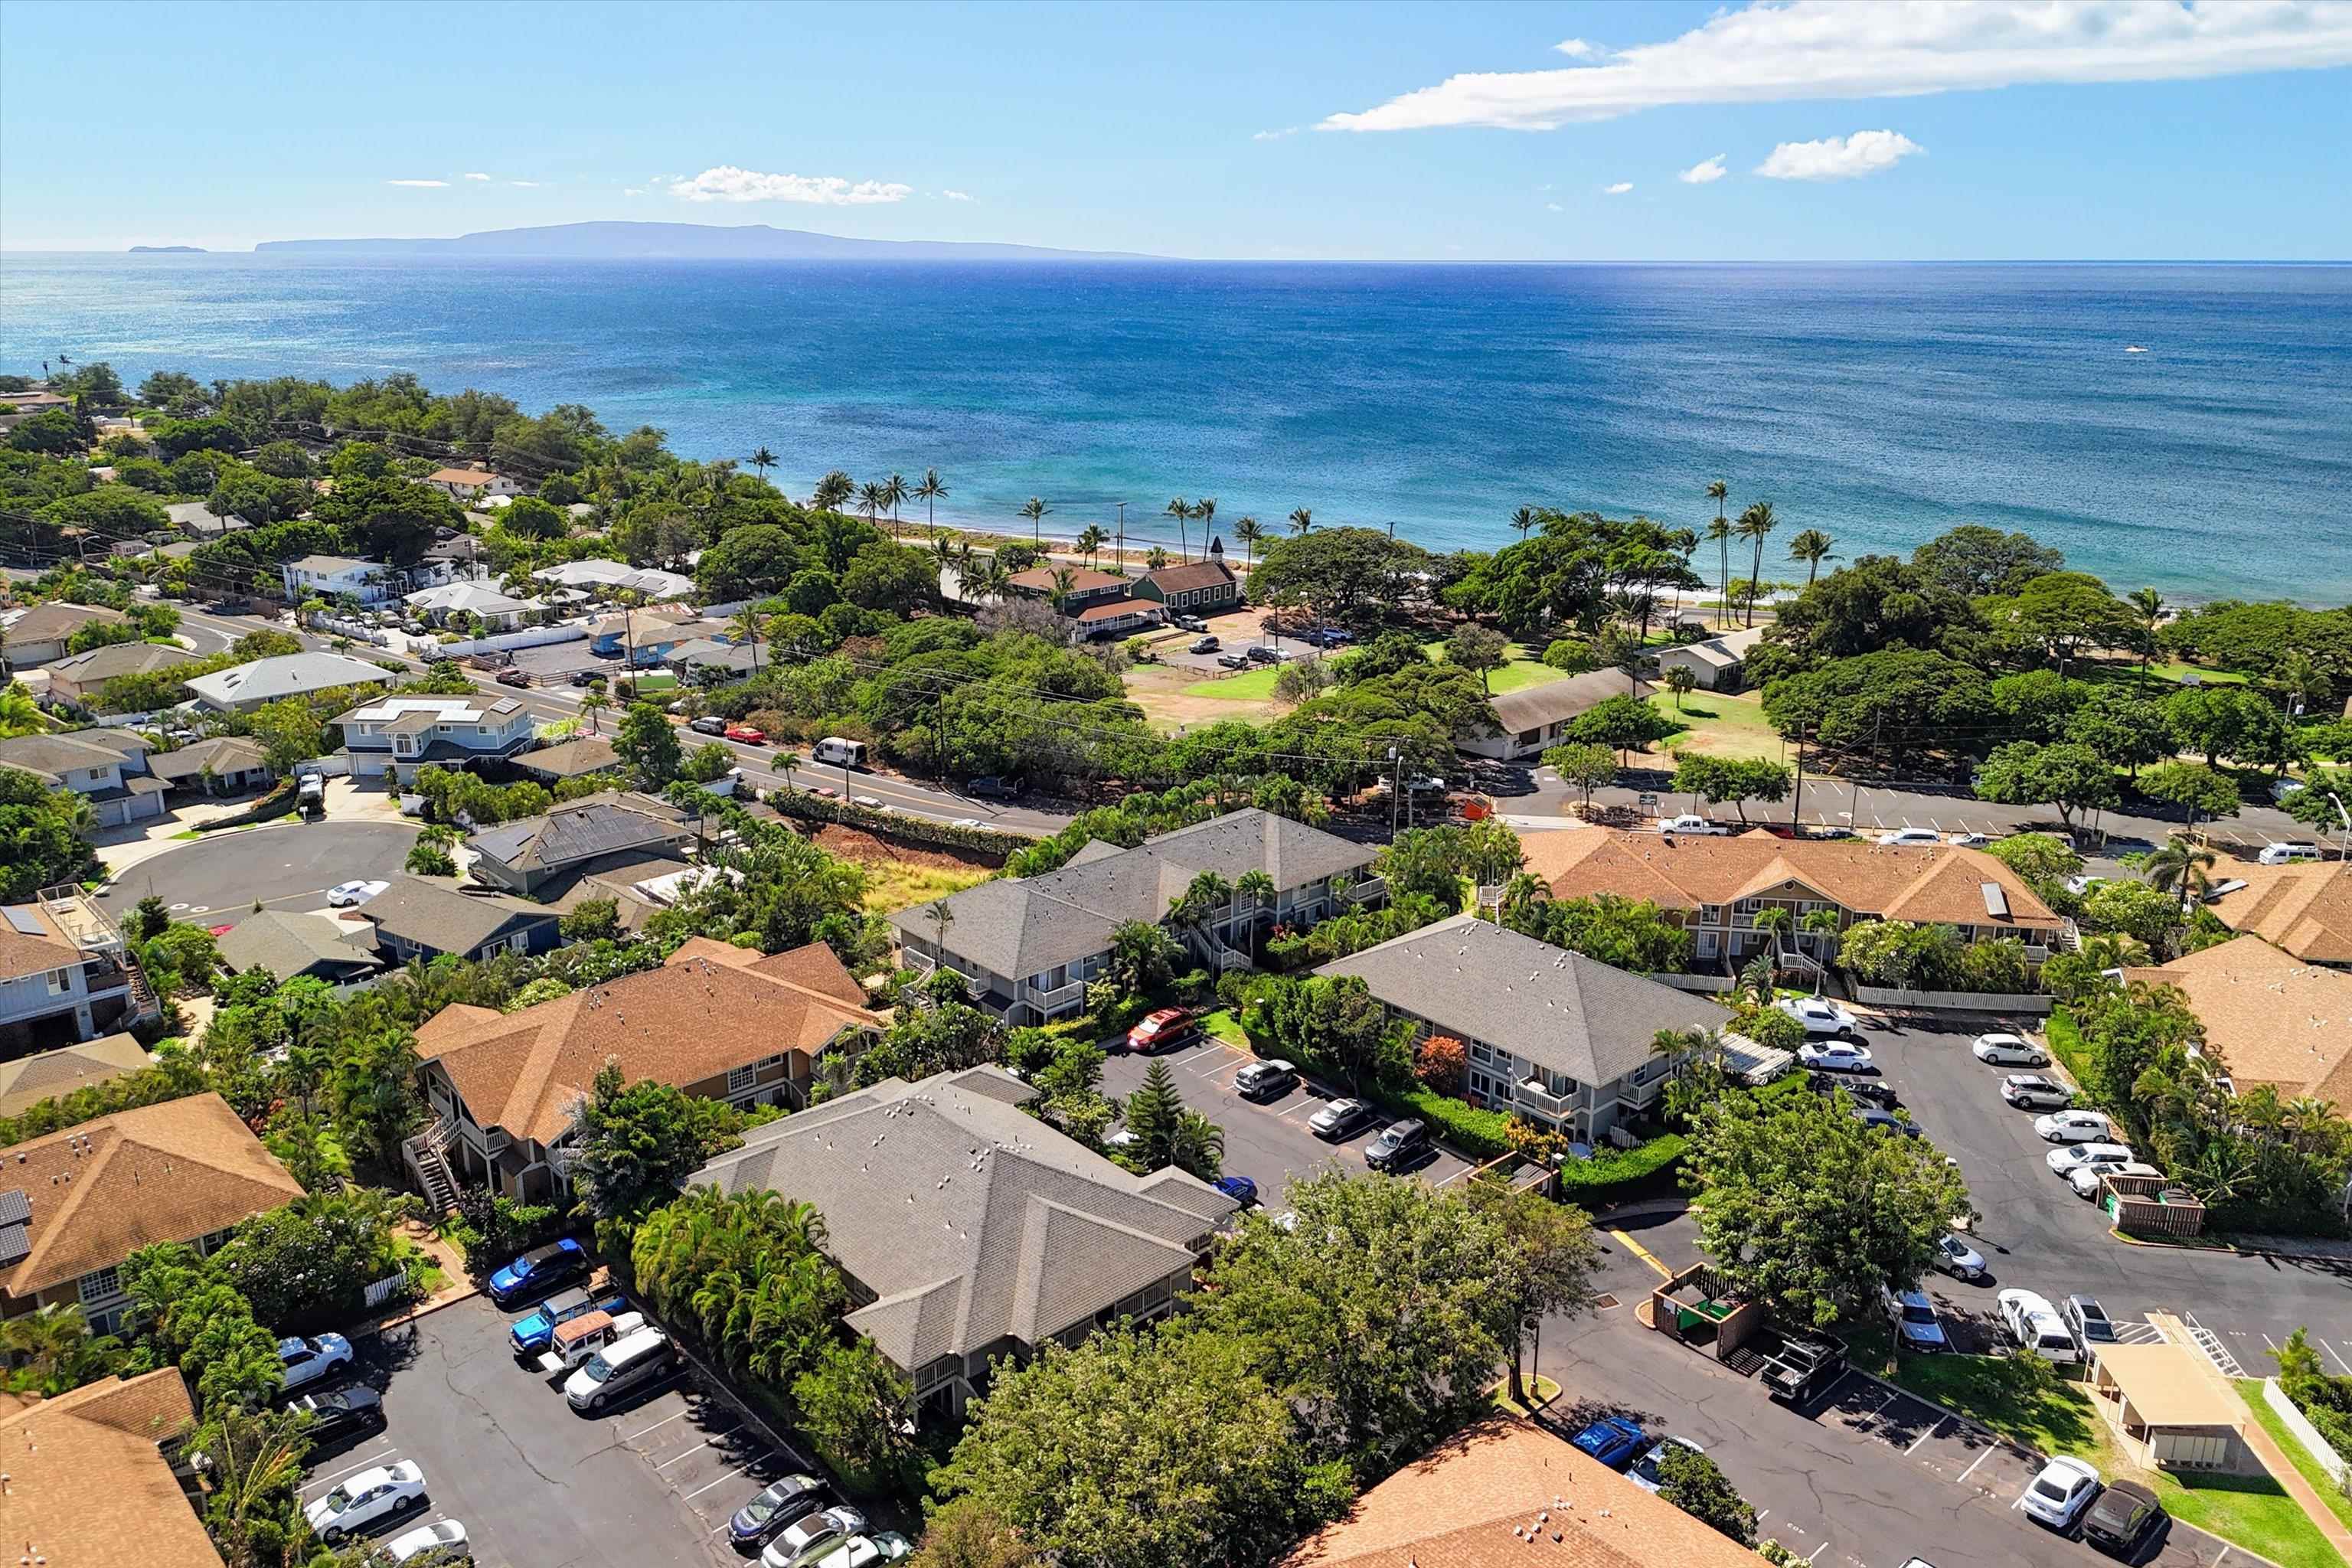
[1656, 814, 1729, 836]
[1759, 1333, 1847, 1403]
[537, 1308, 649, 1376]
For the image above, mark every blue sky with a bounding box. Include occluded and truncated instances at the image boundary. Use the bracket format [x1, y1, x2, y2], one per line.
[2, 0, 2347, 258]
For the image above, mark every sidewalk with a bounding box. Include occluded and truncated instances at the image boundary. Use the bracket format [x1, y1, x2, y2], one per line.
[2154, 1310, 2352, 1561]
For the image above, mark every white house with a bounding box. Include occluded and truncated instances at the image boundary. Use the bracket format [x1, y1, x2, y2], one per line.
[1655, 626, 1767, 694]
[281, 554, 395, 606]
[1456, 671, 1625, 763]
[404, 580, 542, 631]
[533, 558, 696, 602]
[184, 651, 392, 713]
[424, 466, 521, 501]
[0, 731, 168, 828]
[335, 693, 538, 782]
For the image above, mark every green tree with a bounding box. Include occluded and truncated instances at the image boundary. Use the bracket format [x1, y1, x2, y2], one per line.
[191, 1403, 312, 1566]
[1501, 892, 1694, 975]
[0, 763, 96, 898]
[1909, 524, 2064, 598]
[2066, 687, 2173, 779]
[1442, 622, 1511, 694]
[615, 700, 681, 788]
[1464, 1178, 1601, 1406]
[1560, 693, 1675, 763]
[792, 1335, 919, 1488]
[1541, 740, 1619, 807]
[2138, 760, 2242, 827]
[567, 1063, 749, 1231]
[327, 1027, 423, 1176]
[1785, 527, 1836, 587]
[1971, 741, 2120, 828]
[403, 838, 456, 877]
[908, 1499, 1045, 1568]
[1121, 1059, 1185, 1162]
[1733, 501, 1777, 628]
[1990, 570, 2135, 678]
[1656, 1445, 1759, 1545]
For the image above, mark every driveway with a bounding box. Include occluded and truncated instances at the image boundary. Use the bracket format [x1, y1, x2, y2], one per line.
[96, 818, 420, 926]
[1097, 1032, 1473, 1206]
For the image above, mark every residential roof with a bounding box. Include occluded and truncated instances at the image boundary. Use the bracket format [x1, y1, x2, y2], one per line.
[0, 1367, 220, 1568]
[1, 600, 126, 650]
[469, 791, 691, 874]
[284, 552, 376, 577]
[335, 693, 521, 727]
[428, 466, 502, 485]
[164, 499, 234, 534]
[2125, 936, 2352, 1110]
[2095, 1343, 2243, 1428]
[536, 559, 696, 599]
[1486, 670, 1627, 735]
[184, 651, 390, 707]
[0, 900, 83, 983]
[413, 939, 885, 1145]
[1073, 596, 1161, 624]
[43, 639, 195, 687]
[350, 876, 558, 956]
[1280, 1416, 1766, 1568]
[0, 1093, 304, 1296]
[0, 728, 153, 780]
[1659, 625, 1767, 671]
[217, 910, 381, 983]
[512, 735, 622, 779]
[0, 1034, 152, 1119]
[1008, 565, 1128, 594]
[667, 637, 760, 671]
[691, 1065, 1234, 1373]
[404, 580, 537, 616]
[2204, 863, 2352, 966]
[891, 807, 1375, 980]
[586, 606, 704, 638]
[1138, 559, 1236, 595]
[1318, 914, 1730, 1085]
[145, 734, 269, 783]
[1520, 828, 2063, 933]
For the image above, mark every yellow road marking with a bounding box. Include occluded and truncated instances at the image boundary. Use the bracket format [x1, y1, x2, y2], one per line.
[1609, 1228, 1673, 1280]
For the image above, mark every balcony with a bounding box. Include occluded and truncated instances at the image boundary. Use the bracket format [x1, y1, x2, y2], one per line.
[1514, 1078, 1579, 1120]
[1349, 876, 1387, 905]
[39, 884, 123, 957]
[1021, 978, 1086, 1015]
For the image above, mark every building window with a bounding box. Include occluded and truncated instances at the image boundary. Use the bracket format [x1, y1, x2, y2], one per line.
[45, 968, 71, 996]
[757, 1053, 787, 1069]
[1699, 904, 1723, 924]
[78, 1266, 122, 1304]
[727, 1065, 758, 1095]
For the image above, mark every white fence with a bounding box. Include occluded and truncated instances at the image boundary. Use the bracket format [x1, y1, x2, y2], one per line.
[311, 614, 394, 646]
[2264, 1378, 2350, 1486]
[1851, 984, 2053, 1014]
[438, 624, 588, 659]
[1654, 972, 1739, 995]
[361, 1272, 409, 1310]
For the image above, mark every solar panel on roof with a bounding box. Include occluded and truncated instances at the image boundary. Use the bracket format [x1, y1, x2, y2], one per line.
[3, 907, 45, 936]
[0, 1187, 30, 1225]
[1981, 881, 2010, 918]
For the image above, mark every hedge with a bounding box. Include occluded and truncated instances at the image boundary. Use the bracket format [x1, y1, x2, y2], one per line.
[2043, 1008, 2096, 1088]
[193, 779, 296, 831]
[1553, 1132, 1688, 1206]
[761, 786, 1036, 858]
[1377, 1086, 1514, 1161]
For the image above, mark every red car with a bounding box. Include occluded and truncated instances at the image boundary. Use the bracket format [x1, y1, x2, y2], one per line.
[724, 725, 767, 744]
[1126, 1008, 1194, 1054]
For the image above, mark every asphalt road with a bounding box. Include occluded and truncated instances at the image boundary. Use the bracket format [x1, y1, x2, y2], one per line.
[97, 819, 420, 925]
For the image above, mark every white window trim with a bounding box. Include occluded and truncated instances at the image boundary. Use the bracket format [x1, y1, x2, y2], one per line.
[78, 1266, 124, 1304]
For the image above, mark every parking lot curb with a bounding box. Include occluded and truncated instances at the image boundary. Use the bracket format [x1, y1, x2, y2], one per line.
[365, 1283, 482, 1334]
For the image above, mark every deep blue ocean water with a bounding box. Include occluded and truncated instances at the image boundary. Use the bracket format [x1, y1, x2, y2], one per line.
[2, 254, 2347, 602]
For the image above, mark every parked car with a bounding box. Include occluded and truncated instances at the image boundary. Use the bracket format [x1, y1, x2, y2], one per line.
[568, 668, 597, 687]
[1364, 1119, 1431, 1171]
[1309, 1098, 1377, 1139]
[1877, 828, 1943, 847]
[305, 1461, 429, 1544]
[2036, 1109, 2116, 1144]
[1997, 1289, 2082, 1364]
[487, 1238, 588, 1306]
[2063, 874, 2108, 897]
[1246, 645, 1282, 665]
[1947, 831, 1994, 848]
[811, 1535, 913, 1568]
[2046, 1141, 2135, 1178]
[1627, 1436, 1704, 1494]
[1189, 635, 1220, 654]
[1234, 1059, 1298, 1100]
[386, 1520, 469, 1565]
[493, 667, 531, 688]
[564, 1325, 675, 1413]
[276, 1333, 355, 1393]
[1217, 652, 1252, 670]
[2001, 1073, 2074, 1110]
[539, 1309, 649, 1375]
[509, 1288, 629, 1357]
[326, 879, 390, 908]
[1798, 1040, 1875, 1074]
[727, 1474, 832, 1550]
[2061, 1294, 2118, 1356]
[1125, 1008, 1194, 1053]
[724, 724, 767, 744]
[1854, 1108, 1921, 1138]
[2258, 841, 2322, 865]
[2080, 1478, 2164, 1556]
[1568, 1414, 1647, 1469]
[1808, 1070, 1900, 1109]
[1885, 1285, 1949, 1352]
[1762, 1334, 1849, 1403]
[1656, 814, 1728, 835]
[851, 794, 884, 809]
[2070, 1158, 2158, 1200]
[763, 1505, 868, 1568]
[1971, 1032, 2047, 1067]
[688, 715, 727, 736]
[2018, 1455, 2102, 1530]
[1932, 1233, 1985, 1282]
[288, 1384, 385, 1450]
[1215, 1174, 1259, 1207]
[1782, 998, 1861, 1040]
[963, 776, 1021, 800]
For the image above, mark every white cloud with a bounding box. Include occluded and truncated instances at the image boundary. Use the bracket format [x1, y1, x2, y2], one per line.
[1253, 126, 1300, 142]
[1553, 37, 1597, 58]
[1757, 128, 1923, 179]
[510, 180, 543, 188]
[385, 179, 449, 188]
[623, 188, 645, 198]
[668, 165, 913, 205]
[1605, 181, 1634, 194]
[1678, 155, 1727, 185]
[941, 189, 975, 201]
[462, 172, 491, 181]
[1321, 0, 2352, 132]
[1547, 201, 1564, 212]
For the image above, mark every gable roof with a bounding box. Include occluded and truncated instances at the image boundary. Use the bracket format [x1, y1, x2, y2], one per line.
[1139, 559, 1236, 595]
[184, 651, 390, 707]
[1073, 596, 1161, 623]
[413, 940, 885, 1145]
[428, 466, 501, 485]
[0, 1368, 220, 1568]
[1486, 670, 1625, 734]
[2204, 864, 2352, 966]
[1521, 828, 2063, 933]
[0, 900, 83, 984]
[145, 734, 269, 783]
[0, 1034, 152, 1120]
[691, 1065, 1234, 1372]
[512, 735, 622, 779]
[1281, 1416, 1766, 1568]
[0, 1093, 305, 1295]
[350, 876, 558, 956]
[43, 640, 196, 686]
[0, 729, 152, 779]
[890, 808, 1374, 980]
[1, 600, 126, 650]
[284, 553, 376, 577]
[1318, 914, 1730, 1084]
[217, 910, 381, 983]
[1008, 565, 1127, 595]
[1660, 625, 1767, 670]
[468, 790, 690, 873]
[2125, 936, 2352, 1111]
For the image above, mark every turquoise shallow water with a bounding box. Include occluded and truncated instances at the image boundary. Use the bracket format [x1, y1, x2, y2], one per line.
[2, 255, 2347, 602]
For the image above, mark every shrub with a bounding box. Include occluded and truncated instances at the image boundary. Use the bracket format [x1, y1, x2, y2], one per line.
[1553, 1134, 1688, 1205]
[1378, 1086, 1512, 1160]
[1413, 1035, 1466, 1096]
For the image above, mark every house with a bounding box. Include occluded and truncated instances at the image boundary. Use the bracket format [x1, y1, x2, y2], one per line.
[424, 466, 521, 501]
[413, 939, 886, 1201]
[893, 807, 1379, 1025]
[163, 498, 238, 537]
[403, 579, 541, 631]
[0, 1032, 152, 1119]
[0, 388, 70, 432]
[0, 600, 127, 665]
[280, 553, 395, 606]
[510, 734, 622, 782]
[144, 735, 273, 795]
[0, 887, 159, 1058]
[343, 876, 563, 965]
[534, 558, 696, 601]
[593, 614, 736, 667]
[2086, 1343, 2257, 1475]
[466, 791, 696, 897]
[184, 651, 390, 713]
[1520, 827, 2066, 975]
[1317, 913, 1734, 1142]
[41, 641, 198, 708]
[2124, 936, 2352, 1111]
[1279, 1416, 1766, 1568]
[2203, 863, 2352, 970]
[0, 730, 168, 826]
[666, 636, 762, 679]
[1655, 625, 1767, 693]
[215, 911, 381, 986]
[333, 693, 536, 783]
[1006, 564, 1130, 612]
[419, 531, 488, 580]
[691, 1064, 1234, 1423]
[1456, 670, 1622, 763]
[1134, 546, 1243, 616]
[0, 1093, 304, 1333]
[0, 1367, 220, 1568]
[1070, 597, 1166, 640]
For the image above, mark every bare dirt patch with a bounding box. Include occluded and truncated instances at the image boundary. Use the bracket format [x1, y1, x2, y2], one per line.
[812, 822, 1000, 872]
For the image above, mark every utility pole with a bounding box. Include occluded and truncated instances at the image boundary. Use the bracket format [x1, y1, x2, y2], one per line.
[1792, 730, 1807, 833]
[1115, 501, 1125, 572]
[1388, 746, 1401, 838]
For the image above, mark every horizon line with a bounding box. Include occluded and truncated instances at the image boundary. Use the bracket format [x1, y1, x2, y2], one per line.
[5, 249, 2349, 266]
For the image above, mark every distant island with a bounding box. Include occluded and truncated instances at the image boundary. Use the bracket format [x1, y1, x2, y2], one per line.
[253, 220, 1152, 262]
[128, 245, 206, 253]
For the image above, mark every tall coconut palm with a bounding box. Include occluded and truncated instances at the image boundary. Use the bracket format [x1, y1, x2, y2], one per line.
[1047, 566, 1078, 615]
[1288, 506, 1313, 537]
[1734, 501, 1778, 628]
[1786, 528, 1836, 586]
[812, 470, 854, 512]
[1019, 496, 1050, 546]
[747, 446, 777, 485]
[1704, 479, 1731, 627]
[1163, 497, 1191, 563]
[915, 467, 946, 529]
[774, 750, 800, 794]
[1233, 515, 1263, 565]
[854, 481, 887, 534]
[1511, 505, 1537, 542]
[1193, 497, 1216, 560]
[880, 472, 910, 537]
[2125, 587, 2165, 678]
[1235, 868, 1276, 957]
[1076, 524, 1109, 569]
[729, 608, 764, 677]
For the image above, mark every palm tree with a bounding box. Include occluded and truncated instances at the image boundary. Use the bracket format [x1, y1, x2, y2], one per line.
[1288, 506, 1313, 537]
[747, 446, 777, 486]
[812, 470, 854, 512]
[193, 1406, 312, 1568]
[927, 898, 956, 970]
[1076, 524, 1108, 570]
[1233, 515, 1263, 565]
[1235, 868, 1276, 958]
[1704, 479, 1730, 627]
[1787, 528, 1836, 586]
[854, 481, 886, 534]
[1734, 501, 1777, 628]
[2145, 834, 2218, 946]
[880, 472, 910, 537]
[1511, 505, 1537, 542]
[1165, 1110, 1225, 1181]
[1019, 496, 1050, 546]
[1193, 497, 1216, 560]
[729, 608, 764, 677]
[916, 467, 946, 530]
[774, 750, 800, 793]
[1163, 497, 1191, 563]
[1047, 566, 1078, 615]
[1146, 546, 1171, 570]
[1663, 665, 1697, 711]
[2126, 587, 2165, 679]
[579, 687, 608, 735]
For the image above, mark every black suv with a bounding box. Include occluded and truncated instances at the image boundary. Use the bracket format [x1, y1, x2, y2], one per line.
[1364, 1119, 1431, 1171]
[2081, 1478, 2163, 1557]
[289, 1384, 385, 1451]
[1761, 1334, 1848, 1403]
[1808, 1070, 1900, 1110]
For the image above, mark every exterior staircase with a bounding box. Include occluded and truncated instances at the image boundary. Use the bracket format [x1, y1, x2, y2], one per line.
[403, 1119, 462, 1215]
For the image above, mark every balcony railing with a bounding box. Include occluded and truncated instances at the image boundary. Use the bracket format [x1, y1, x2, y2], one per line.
[39, 884, 122, 956]
[1022, 978, 1086, 1014]
[1349, 876, 1387, 904]
[1514, 1079, 1578, 1119]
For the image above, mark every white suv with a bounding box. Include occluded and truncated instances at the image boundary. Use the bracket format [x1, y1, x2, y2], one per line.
[305, 1461, 428, 1544]
[1971, 1032, 2047, 1067]
[1996, 1289, 2081, 1364]
[1877, 828, 1942, 847]
[2047, 1141, 2135, 1178]
[2035, 1109, 2115, 1143]
[1780, 997, 1860, 1039]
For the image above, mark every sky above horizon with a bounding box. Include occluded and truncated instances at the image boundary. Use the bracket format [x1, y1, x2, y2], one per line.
[3, 0, 2347, 260]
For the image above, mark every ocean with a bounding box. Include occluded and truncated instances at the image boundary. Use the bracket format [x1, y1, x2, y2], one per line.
[3, 254, 2347, 603]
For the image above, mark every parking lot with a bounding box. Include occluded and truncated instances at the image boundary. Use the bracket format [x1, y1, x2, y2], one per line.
[305, 1294, 816, 1566]
[1096, 1031, 1474, 1206]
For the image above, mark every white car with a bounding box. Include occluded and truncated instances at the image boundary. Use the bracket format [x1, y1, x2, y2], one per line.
[763, 1506, 867, 1568]
[1798, 1041, 1875, 1075]
[2047, 1141, 2135, 1177]
[811, 1535, 914, 1568]
[2071, 1159, 2159, 1200]
[1656, 814, 1729, 836]
[2018, 1455, 2102, 1529]
[326, 879, 390, 908]
[1996, 1289, 2081, 1364]
[1877, 828, 1943, 847]
[386, 1519, 469, 1564]
[950, 818, 985, 829]
[305, 1460, 428, 1544]
[1948, 832, 1994, 848]
[276, 1332, 354, 1393]
[852, 795, 885, 810]
[1971, 1032, 2047, 1067]
[2035, 1109, 2116, 1144]
[2063, 874, 2108, 897]
[1780, 997, 1860, 1039]
[1627, 1436, 1704, 1494]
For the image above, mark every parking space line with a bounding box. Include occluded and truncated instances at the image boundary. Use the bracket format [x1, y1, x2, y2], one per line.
[1607, 1228, 1673, 1280]
[1955, 1446, 1995, 1485]
[1904, 1415, 1952, 1454]
[657, 1436, 721, 1469]
[303, 1448, 400, 1495]
[681, 1450, 776, 1502]
[621, 1404, 696, 1442]
[2324, 1340, 2352, 1377]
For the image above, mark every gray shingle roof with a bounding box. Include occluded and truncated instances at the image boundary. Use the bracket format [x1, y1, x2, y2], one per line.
[145, 736, 268, 782]
[0, 730, 151, 778]
[469, 792, 689, 873]
[691, 1066, 1233, 1373]
[1317, 913, 1732, 1086]
[217, 911, 380, 982]
[44, 642, 194, 686]
[1486, 670, 1626, 734]
[352, 876, 558, 956]
[184, 652, 391, 707]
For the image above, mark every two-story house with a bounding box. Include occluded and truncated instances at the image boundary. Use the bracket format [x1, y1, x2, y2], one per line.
[465, 790, 696, 897]
[280, 554, 397, 607]
[424, 466, 522, 502]
[2203, 864, 2352, 972]
[334, 693, 537, 784]
[0, 730, 168, 826]
[1004, 565, 1165, 640]
[891, 807, 1381, 1025]
[413, 939, 886, 1202]
[1318, 913, 1736, 1144]
[0, 1093, 304, 1335]
[1134, 544, 1243, 617]
[3, 1367, 222, 1568]
[0, 887, 160, 1057]
[691, 1064, 1234, 1425]
[0, 601, 128, 666]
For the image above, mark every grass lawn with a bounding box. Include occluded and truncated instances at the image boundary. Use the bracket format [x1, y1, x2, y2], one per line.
[1182, 665, 1283, 701]
[1492, 1373, 1563, 1417]
[861, 861, 995, 914]
[1648, 689, 1788, 763]
[1200, 1007, 1251, 1048]
[1180, 639, 1569, 703]
[2239, 1377, 2352, 1536]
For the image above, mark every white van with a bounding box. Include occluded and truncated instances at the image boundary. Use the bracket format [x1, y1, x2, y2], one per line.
[564, 1325, 674, 1413]
[812, 737, 867, 768]
[2258, 841, 2322, 865]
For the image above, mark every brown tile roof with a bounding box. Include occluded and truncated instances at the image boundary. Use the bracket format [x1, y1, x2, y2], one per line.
[0, 1368, 220, 1568]
[1139, 559, 1236, 595]
[1521, 828, 2061, 933]
[1280, 1416, 1764, 1568]
[428, 466, 501, 485]
[0, 1033, 152, 1119]
[0, 1093, 305, 1297]
[414, 941, 885, 1144]
[0, 900, 82, 984]
[1008, 565, 1128, 595]
[2125, 936, 2352, 1111]
[512, 735, 621, 779]
[2204, 864, 2352, 966]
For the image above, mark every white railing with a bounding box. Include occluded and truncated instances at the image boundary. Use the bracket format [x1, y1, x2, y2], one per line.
[1022, 978, 1086, 1013]
[39, 884, 122, 956]
[1350, 876, 1387, 904]
[1848, 984, 2053, 1014]
[361, 1272, 408, 1310]
[2264, 1378, 2350, 1486]
[1514, 1079, 1577, 1119]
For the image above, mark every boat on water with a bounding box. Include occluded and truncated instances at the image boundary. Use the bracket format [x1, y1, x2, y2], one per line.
[2125, 345, 2148, 354]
